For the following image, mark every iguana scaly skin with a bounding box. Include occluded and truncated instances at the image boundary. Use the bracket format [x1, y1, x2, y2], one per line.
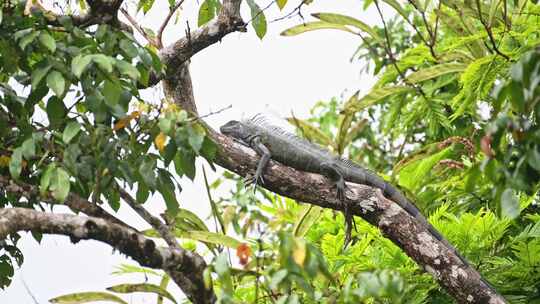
[220, 115, 466, 263]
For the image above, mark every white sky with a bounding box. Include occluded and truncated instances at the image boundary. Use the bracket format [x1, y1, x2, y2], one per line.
[1, 0, 384, 302]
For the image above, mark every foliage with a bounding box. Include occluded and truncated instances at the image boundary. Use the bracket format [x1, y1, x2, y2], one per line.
[1, 0, 540, 303]
[0, 0, 215, 290]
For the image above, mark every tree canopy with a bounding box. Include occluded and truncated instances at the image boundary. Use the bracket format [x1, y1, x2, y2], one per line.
[1, 0, 540, 303]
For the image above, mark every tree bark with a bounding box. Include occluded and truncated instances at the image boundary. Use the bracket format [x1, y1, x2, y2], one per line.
[157, 1, 507, 300]
[0, 208, 215, 304]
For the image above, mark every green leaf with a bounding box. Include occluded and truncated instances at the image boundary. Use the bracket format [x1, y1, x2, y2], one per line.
[174, 151, 196, 180]
[188, 125, 205, 153]
[381, 0, 409, 21]
[38, 32, 56, 53]
[312, 13, 382, 43]
[174, 208, 210, 232]
[63, 121, 81, 144]
[270, 269, 288, 289]
[103, 80, 122, 107]
[527, 148, 540, 171]
[9, 148, 23, 180]
[286, 117, 332, 147]
[50, 167, 71, 202]
[136, 183, 150, 204]
[31, 65, 52, 88]
[337, 92, 359, 153]
[115, 60, 141, 80]
[49, 292, 128, 304]
[139, 158, 157, 189]
[277, 0, 287, 9]
[200, 137, 218, 161]
[21, 137, 36, 159]
[112, 264, 161, 276]
[398, 147, 452, 190]
[501, 189, 520, 219]
[198, 0, 220, 26]
[18, 31, 39, 50]
[46, 96, 68, 128]
[71, 55, 92, 78]
[40, 164, 56, 196]
[247, 0, 267, 39]
[90, 54, 113, 73]
[406, 63, 468, 83]
[158, 169, 179, 215]
[343, 86, 411, 114]
[46, 71, 66, 97]
[178, 230, 242, 248]
[119, 39, 139, 58]
[293, 205, 323, 237]
[281, 21, 355, 36]
[107, 283, 177, 304]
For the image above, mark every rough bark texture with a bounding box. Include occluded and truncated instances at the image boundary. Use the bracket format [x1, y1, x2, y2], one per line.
[2, 0, 508, 303]
[0, 175, 133, 230]
[0, 208, 215, 304]
[210, 133, 506, 304]
[159, 8, 508, 297]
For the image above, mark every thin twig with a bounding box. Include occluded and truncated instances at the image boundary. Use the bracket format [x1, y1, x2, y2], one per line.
[188, 104, 232, 123]
[156, 0, 186, 49]
[373, 0, 428, 99]
[120, 7, 159, 47]
[432, 1, 442, 51]
[404, 0, 438, 59]
[118, 188, 181, 250]
[474, 0, 510, 60]
[271, 0, 308, 23]
[20, 276, 39, 304]
[245, 0, 276, 26]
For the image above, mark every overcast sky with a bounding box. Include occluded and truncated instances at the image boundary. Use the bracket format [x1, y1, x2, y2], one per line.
[1, 0, 383, 302]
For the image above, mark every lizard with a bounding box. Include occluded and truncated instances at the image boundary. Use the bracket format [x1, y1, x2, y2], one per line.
[219, 114, 469, 266]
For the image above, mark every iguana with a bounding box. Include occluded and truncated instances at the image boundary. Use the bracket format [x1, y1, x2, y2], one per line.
[220, 115, 468, 264]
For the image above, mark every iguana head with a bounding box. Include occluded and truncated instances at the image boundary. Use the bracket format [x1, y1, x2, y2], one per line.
[220, 120, 249, 141]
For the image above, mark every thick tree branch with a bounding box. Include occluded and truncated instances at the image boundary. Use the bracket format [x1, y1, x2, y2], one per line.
[0, 208, 215, 304]
[160, 0, 244, 66]
[147, 0, 245, 88]
[26, 0, 130, 31]
[155, 0, 505, 301]
[210, 133, 506, 304]
[0, 175, 133, 230]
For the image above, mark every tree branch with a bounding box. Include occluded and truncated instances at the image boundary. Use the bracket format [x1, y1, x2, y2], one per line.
[209, 132, 507, 304]
[0, 175, 133, 230]
[29, 0, 129, 29]
[0, 208, 215, 304]
[118, 188, 181, 250]
[150, 0, 245, 88]
[155, 0, 506, 301]
[156, 0, 186, 49]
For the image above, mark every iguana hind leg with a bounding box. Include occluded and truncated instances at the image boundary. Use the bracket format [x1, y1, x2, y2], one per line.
[245, 136, 271, 192]
[321, 162, 356, 249]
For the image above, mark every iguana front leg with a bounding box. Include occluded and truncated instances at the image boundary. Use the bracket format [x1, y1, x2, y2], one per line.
[321, 162, 355, 249]
[245, 136, 271, 191]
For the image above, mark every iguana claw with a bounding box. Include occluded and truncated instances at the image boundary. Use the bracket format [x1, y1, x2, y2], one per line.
[335, 179, 357, 249]
[243, 174, 264, 193]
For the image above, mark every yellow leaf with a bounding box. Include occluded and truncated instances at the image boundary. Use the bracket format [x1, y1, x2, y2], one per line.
[137, 102, 150, 113]
[0, 155, 11, 167]
[292, 239, 307, 266]
[154, 132, 167, 152]
[113, 112, 140, 131]
[113, 118, 130, 131]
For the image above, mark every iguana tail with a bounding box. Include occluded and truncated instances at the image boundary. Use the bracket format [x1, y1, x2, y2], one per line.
[383, 184, 471, 267]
